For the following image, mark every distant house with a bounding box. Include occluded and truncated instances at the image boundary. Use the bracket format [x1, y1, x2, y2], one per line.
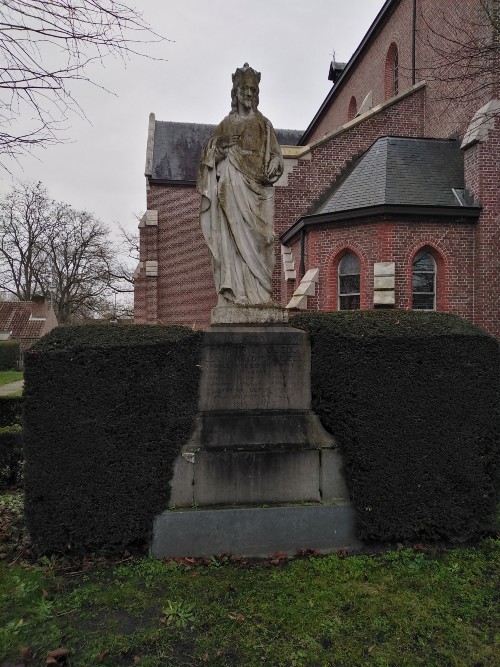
[135, 0, 499, 337]
[0, 299, 58, 351]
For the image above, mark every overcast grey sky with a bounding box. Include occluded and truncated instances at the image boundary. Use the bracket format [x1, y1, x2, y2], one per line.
[0, 0, 384, 236]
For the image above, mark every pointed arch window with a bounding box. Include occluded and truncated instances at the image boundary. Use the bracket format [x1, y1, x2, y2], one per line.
[348, 96, 357, 120]
[385, 43, 399, 98]
[412, 251, 436, 310]
[393, 48, 399, 95]
[339, 253, 360, 310]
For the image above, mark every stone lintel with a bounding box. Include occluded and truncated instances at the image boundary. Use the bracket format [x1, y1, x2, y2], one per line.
[145, 260, 158, 277]
[374, 290, 395, 305]
[374, 275, 395, 290]
[374, 261, 395, 276]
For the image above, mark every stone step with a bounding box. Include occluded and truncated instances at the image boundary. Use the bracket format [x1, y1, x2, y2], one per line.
[151, 502, 362, 559]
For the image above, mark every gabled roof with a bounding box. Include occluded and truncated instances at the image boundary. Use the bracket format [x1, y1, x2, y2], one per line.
[150, 121, 304, 183]
[281, 137, 480, 244]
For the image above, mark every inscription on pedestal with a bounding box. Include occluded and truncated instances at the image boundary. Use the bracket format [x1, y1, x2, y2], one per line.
[199, 328, 311, 412]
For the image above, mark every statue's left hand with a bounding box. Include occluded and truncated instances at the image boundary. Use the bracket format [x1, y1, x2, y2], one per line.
[266, 155, 282, 182]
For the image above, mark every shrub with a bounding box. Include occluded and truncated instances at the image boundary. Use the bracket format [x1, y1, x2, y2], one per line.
[0, 340, 20, 370]
[0, 424, 23, 489]
[293, 310, 499, 542]
[23, 324, 203, 555]
[0, 396, 23, 428]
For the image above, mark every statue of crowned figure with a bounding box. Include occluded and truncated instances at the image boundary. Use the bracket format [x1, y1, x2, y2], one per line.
[197, 63, 284, 311]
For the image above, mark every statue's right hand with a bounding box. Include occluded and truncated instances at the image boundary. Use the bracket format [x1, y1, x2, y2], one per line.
[218, 134, 240, 150]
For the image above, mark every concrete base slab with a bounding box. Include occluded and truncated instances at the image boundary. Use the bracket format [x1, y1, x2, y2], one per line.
[151, 503, 362, 559]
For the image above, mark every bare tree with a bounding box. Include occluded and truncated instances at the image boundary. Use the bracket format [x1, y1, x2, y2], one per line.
[45, 204, 115, 323]
[0, 180, 49, 300]
[0, 180, 119, 323]
[419, 0, 499, 111]
[0, 0, 165, 164]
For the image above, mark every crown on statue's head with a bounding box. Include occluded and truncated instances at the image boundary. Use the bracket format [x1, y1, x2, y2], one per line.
[232, 63, 261, 85]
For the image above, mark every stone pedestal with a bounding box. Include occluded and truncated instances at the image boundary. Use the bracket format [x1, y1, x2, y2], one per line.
[152, 323, 359, 558]
[187, 326, 333, 452]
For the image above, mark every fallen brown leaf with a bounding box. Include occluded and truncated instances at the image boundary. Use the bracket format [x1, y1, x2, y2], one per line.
[46, 648, 69, 664]
[228, 612, 245, 622]
[95, 650, 110, 663]
[270, 550, 287, 564]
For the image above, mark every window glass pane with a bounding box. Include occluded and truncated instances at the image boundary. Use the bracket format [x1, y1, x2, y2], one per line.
[413, 294, 434, 310]
[339, 253, 360, 275]
[413, 251, 434, 272]
[412, 249, 436, 310]
[412, 273, 434, 293]
[340, 274, 360, 294]
[339, 295, 360, 310]
[338, 252, 360, 311]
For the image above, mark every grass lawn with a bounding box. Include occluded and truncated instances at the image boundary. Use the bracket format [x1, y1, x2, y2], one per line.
[0, 492, 498, 667]
[0, 370, 23, 387]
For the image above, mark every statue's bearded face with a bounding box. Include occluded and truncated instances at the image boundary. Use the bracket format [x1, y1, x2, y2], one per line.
[237, 77, 258, 111]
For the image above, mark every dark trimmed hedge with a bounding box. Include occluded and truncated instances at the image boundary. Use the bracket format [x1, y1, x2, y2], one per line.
[0, 396, 23, 427]
[293, 310, 499, 542]
[0, 424, 23, 489]
[0, 340, 20, 370]
[23, 324, 203, 555]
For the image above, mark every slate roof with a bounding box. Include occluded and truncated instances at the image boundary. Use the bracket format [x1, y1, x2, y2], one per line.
[150, 121, 304, 182]
[315, 136, 478, 215]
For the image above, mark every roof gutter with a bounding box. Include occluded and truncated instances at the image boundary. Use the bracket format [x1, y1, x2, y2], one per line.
[280, 203, 481, 245]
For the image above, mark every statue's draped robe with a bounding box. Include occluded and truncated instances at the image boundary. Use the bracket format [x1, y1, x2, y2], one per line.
[196, 111, 284, 305]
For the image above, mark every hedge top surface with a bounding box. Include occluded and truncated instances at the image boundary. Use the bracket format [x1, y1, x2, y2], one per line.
[27, 324, 199, 354]
[292, 310, 496, 339]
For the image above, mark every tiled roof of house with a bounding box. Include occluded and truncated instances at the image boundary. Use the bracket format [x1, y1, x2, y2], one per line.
[150, 121, 304, 182]
[315, 136, 479, 215]
[0, 301, 50, 349]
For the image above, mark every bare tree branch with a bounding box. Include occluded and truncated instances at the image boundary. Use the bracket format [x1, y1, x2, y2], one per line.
[0, 0, 168, 166]
[419, 0, 500, 112]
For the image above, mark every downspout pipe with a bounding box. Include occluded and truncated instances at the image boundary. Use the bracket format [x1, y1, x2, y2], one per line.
[412, 0, 417, 85]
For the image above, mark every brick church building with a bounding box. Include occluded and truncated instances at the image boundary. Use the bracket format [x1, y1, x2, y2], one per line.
[134, 0, 499, 337]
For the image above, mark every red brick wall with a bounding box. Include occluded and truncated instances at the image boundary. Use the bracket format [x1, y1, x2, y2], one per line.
[134, 184, 215, 327]
[136, 0, 498, 336]
[307, 0, 415, 142]
[296, 218, 475, 321]
[463, 122, 500, 337]
[307, 0, 491, 143]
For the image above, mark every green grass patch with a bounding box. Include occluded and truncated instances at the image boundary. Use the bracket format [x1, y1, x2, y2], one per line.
[0, 494, 498, 666]
[0, 371, 23, 387]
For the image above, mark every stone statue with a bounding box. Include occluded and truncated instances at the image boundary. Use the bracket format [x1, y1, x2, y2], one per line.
[197, 63, 284, 307]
